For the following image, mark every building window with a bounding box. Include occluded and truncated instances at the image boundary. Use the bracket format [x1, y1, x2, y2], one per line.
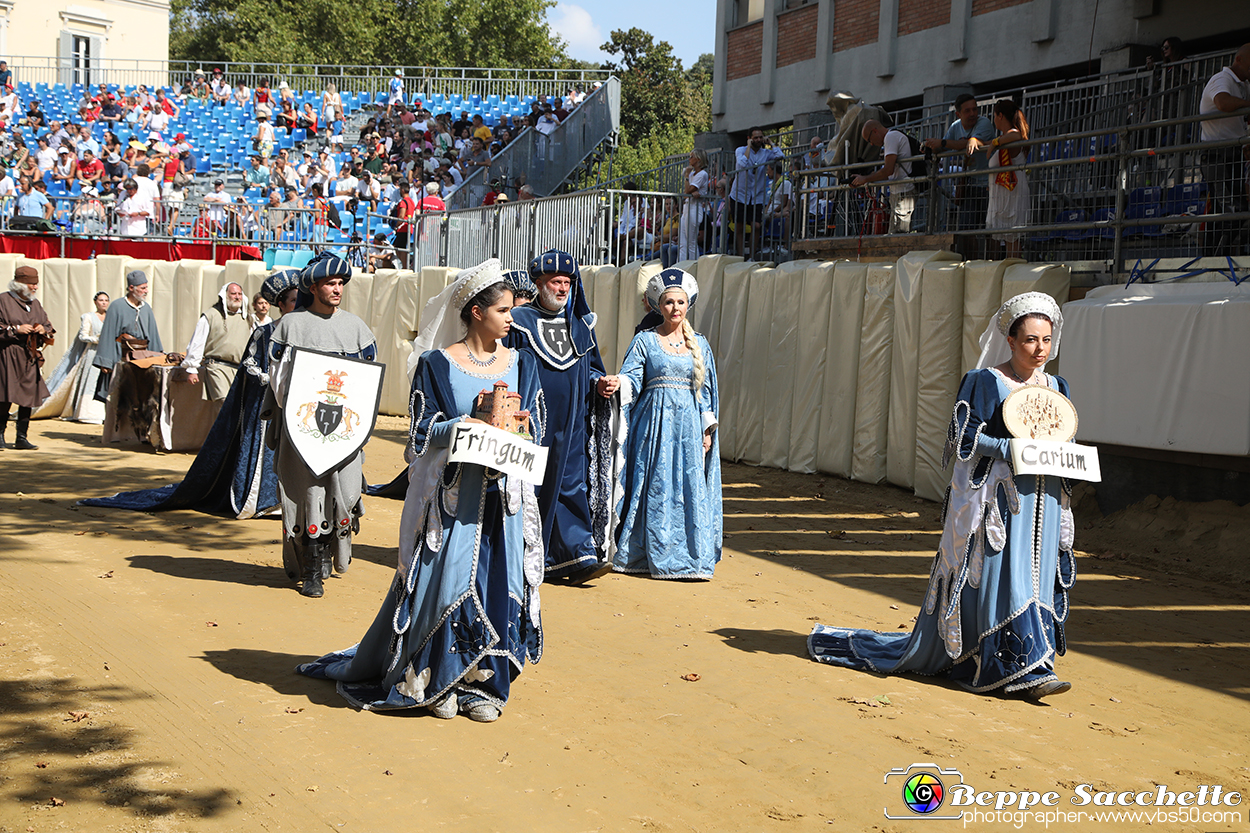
[736, 0, 764, 26]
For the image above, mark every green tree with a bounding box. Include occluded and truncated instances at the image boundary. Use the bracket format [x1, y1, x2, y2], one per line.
[599, 27, 688, 142]
[170, 0, 565, 69]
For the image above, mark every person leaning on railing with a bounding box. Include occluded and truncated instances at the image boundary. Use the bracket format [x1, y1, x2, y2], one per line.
[679, 149, 711, 262]
[852, 120, 915, 233]
[923, 93, 995, 253]
[1198, 43, 1250, 257]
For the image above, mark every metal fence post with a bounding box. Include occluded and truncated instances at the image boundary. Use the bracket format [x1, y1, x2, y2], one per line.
[1111, 127, 1129, 279]
[438, 215, 449, 268]
[491, 205, 501, 260]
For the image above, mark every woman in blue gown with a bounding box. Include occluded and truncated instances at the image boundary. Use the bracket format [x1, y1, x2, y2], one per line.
[608, 268, 722, 580]
[809, 292, 1077, 699]
[80, 270, 301, 519]
[297, 259, 545, 722]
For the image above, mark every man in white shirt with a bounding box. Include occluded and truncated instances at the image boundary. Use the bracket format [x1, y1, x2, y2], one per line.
[117, 178, 154, 236]
[355, 170, 380, 211]
[1199, 43, 1250, 256]
[333, 168, 358, 203]
[852, 120, 916, 233]
[203, 178, 231, 229]
[146, 106, 170, 140]
[0, 168, 15, 216]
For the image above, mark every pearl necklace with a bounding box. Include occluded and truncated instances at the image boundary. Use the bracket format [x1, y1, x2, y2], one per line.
[463, 342, 497, 367]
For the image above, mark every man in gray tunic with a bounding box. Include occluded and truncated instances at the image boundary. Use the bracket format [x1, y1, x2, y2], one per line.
[93, 270, 163, 395]
[181, 282, 251, 401]
[263, 254, 377, 598]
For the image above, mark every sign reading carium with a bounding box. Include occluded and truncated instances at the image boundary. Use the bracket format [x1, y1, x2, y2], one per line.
[447, 423, 548, 484]
[283, 347, 385, 478]
[1009, 439, 1102, 482]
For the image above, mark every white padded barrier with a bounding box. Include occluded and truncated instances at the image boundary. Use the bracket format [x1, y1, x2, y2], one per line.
[886, 250, 962, 490]
[914, 262, 966, 502]
[851, 263, 896, 484]
[819, 260, 868, 478]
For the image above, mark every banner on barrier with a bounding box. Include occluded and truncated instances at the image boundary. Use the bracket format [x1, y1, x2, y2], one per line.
[1009, 439, 1101, 482]
[448, 422, 548, 484]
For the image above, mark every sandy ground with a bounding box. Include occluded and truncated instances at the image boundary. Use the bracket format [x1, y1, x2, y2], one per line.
[1, 417, 1248, 833]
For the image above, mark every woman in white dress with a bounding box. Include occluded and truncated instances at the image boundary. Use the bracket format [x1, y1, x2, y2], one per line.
[37, 292, 109, 424]
[321, 83, 342, 141]
[975, 99, 1031, 260]
[678, 149, 710, 263]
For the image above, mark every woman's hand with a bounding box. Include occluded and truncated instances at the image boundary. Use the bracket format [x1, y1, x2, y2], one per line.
[596, 375, 619, 398]
[702, 431, 712, 454]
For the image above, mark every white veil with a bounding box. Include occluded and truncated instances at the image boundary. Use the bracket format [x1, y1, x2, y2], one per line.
[407, 258, 504, 380]
[975, 291, 1064, 370]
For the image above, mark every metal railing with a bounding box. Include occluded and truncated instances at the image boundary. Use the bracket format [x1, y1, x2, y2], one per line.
[791, 107, 1250, 272]
[445, 78, 621, 210]
[5, 57, 611, 105]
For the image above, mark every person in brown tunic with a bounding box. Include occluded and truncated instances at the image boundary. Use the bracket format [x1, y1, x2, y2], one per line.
[0, 266, 54, 450]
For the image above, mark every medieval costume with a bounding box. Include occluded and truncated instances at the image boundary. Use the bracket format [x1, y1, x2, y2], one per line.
[808, 293, 1077, 698]
[297, 259, 545, 721]
[80, 270, 300, 519]
[613, 269, 723, 579]
[264, 254, 377, 596]
[94, 271, 163, 375]
[502, 268, 536, 304]
[182, 283, 252, 401]
[0, 267, 54, 449]
[37, 307, 106, 424]
[503, 250, 616, 580]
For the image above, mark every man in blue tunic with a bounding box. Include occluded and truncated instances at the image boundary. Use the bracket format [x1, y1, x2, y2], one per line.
[505, 250, 616, 583]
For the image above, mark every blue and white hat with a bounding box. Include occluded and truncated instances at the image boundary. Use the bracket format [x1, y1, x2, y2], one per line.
[261, 268, 301, 304]
[297, 252, 352, 291]
[644, 268, 699, 313]
[528, 249, 580, 283]
[502, 269, 536, 297]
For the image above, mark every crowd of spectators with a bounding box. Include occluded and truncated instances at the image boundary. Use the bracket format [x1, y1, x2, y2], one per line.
[0, 59, 596, 258]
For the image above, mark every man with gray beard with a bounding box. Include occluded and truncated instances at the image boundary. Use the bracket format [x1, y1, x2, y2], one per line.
[0, 266, 55, 449]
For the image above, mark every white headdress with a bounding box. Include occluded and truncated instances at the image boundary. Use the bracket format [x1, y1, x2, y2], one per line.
[975, 291, 1064, 369]
[644, 267, 699, 313]
[407, 258, 505, 379]
[217, 282, 246, 317]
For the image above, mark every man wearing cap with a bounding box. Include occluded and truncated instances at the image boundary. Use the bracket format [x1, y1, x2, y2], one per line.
[503, 250, 617, 582]
[181, 282, 251, 402]
[263, 254, 377, 597]
[95, 270, 163, 382]
[0, 266, 54, 450]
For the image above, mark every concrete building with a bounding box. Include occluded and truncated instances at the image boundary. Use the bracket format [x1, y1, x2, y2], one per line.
[712, 0, 1250, 135]
[0, 0, 170, 85]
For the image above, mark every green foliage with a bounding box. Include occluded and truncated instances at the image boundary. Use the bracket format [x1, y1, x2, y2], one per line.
[170, 0, 565, 69]
[597, 32, 712, 182]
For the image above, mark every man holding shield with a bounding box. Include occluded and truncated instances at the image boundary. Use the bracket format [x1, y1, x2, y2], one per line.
[504, 250, 617, 583]
[264, 254, 377, 598]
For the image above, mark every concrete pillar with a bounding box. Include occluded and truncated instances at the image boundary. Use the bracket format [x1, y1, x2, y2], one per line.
[713, 0, 730, 116]
[877, 0, 898, 78]
[814, 0, 834, 92]
[949, 0, 971, 62]
[760, 0, 778, 104]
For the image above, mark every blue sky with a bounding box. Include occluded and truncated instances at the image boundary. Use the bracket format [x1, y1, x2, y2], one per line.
[548, 1, 717, 69]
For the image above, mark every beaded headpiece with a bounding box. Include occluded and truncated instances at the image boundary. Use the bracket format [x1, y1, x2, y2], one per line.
[645, 268, 699, 313]
[976, 291, 1064, 370]
[261, 268, 301, 305]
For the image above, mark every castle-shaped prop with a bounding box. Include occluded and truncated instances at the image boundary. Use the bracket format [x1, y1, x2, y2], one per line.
[474, 381, 532, 440]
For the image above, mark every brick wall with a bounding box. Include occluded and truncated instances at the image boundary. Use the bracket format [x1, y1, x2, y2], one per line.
[972, 0, 1030, 16]
[727, 22, 764, 80]
[833, 0, 879, 53]
[898, 0, 950, 35]
[777, 5, 820, 67]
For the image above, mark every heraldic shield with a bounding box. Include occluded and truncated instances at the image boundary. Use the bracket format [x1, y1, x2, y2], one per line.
[283, 347, 386, 478]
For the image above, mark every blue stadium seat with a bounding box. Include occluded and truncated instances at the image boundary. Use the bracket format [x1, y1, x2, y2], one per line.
[1164, 182, 1207, 217]
[1124, 187, 1163, 237]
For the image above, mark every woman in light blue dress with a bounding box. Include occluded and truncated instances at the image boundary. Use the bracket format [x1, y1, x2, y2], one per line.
[298, 260, 545, 723]
[808, 292, 1077, 699]
[609, 268, 722, 580]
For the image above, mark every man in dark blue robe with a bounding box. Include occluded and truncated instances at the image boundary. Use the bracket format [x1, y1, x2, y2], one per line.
[504, 250, 616, 583]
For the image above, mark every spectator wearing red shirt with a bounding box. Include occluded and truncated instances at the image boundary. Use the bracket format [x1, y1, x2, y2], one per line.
[389, 179, 416, 268]
[77, 150, 105, 185]
[481, 179, 504, 206]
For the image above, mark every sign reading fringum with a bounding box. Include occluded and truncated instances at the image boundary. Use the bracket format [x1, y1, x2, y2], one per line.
[448, 422, 548, 484]
[1009, 439, 1102, 482]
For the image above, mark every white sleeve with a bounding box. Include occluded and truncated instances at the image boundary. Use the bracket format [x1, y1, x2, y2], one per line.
[77, 313, 98, 344]
[182, 315, 210, 372]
